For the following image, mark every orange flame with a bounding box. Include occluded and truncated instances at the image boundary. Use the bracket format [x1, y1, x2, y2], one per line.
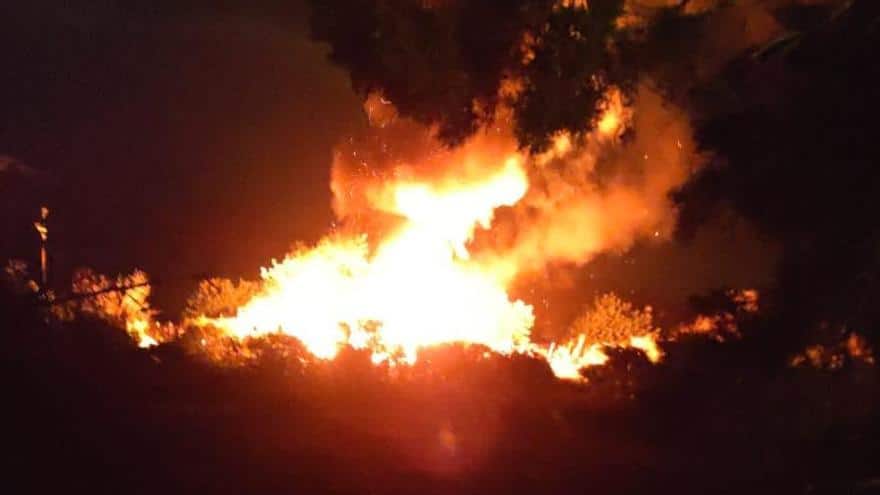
[199, 86, 694, 380]
[204, 158, 535, 365]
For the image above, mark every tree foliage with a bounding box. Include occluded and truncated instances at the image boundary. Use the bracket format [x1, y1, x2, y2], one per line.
[309, 0, 629, 150]
[569, 292, 657, 345]
[676, 0, 880, 345]
[183, 277, 259, 320]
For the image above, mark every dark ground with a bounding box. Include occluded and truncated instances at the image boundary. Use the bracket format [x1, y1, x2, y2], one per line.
[3, 288, 878, 495]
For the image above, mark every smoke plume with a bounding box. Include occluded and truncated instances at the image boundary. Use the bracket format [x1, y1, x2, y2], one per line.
[328, 81, 703, 286]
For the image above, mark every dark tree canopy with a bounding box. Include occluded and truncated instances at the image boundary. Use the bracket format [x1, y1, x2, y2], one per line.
[308, 0, 629, 150]
[678, 0, 880, 344]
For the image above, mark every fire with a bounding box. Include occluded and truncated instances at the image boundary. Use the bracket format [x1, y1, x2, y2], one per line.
[198, 86, 687, 381]
[61, 268, 161, 348]
[537, 333, 662, 382]
[629, 335, 663, 363]
[17, 85, 680, 381]
[128, 318, 158, 348]
[204, 158, 535, 365]
[596, 89, 627, 139]
[543, 335, 610, 381]
[201, 149, 662, 380]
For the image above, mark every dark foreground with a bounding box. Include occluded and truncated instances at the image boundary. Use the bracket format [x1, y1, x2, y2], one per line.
[3, 291, 878, 495]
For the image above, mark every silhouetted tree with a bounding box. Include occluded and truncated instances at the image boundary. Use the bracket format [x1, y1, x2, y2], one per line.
[309, 0, 628, 150]
[676, 0, 880, 349]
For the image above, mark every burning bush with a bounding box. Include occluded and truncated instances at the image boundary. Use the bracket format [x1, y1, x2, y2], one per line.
[56, 268, 169, 348]
[568, 293, 657, 346]
[183, 277, 259, 320]
[674, 289, 762, 342]
[539, 293, 662, 381]
[790, 331, 875, 370]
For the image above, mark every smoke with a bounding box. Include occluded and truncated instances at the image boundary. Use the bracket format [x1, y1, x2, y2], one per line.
[482, 83, 702, 280]
[327, 81, 703, 287]
[328, 108, 523, 241]
[318, 0, 826, 272]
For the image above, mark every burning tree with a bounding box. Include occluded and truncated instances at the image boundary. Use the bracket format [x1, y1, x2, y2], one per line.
[569, 293, 656, 346]
[55, 268, 167, 348]
[183, 277, 260, 320]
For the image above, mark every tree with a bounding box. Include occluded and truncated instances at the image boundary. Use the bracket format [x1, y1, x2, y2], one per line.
[675, 0, 880, 348]
[183, 277, 259, 320]
[308, 0, 628, 150]
[569, 292, 657, 345]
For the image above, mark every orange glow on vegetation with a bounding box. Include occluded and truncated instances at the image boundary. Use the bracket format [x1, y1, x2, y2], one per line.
[597, 88, 628, 139]
[66, 269, 162, 348]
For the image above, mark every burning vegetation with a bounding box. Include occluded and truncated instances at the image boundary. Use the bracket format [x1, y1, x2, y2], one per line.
[178, 80, 698, 381]
[7, 64, 872, 383]
[3, 1, 880, 492]
[1, 1, 873, 393]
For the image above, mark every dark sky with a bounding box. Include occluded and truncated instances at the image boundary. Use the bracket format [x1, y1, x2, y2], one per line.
[0, 1, 777, 318]
[0, 1, 365, 312]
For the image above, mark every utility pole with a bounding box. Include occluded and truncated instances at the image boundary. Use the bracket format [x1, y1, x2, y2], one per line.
[34, 206, 49, 290]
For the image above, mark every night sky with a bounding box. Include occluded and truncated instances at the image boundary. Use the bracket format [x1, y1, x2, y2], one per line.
[0, 1, 775, 316]
[1, 1, 366, 311]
